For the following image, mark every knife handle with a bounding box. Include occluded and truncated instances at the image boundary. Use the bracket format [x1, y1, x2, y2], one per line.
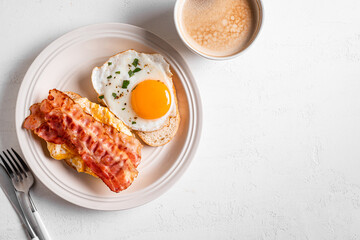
[16, 192, 39, 240]
[27, 193, 52, 240]
[33, 210, 51, 240]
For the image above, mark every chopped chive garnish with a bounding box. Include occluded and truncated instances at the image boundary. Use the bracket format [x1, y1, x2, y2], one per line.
[132, 58, 139, 67]
[107, 75, 112, 79]
[132, 121, 136, 124]
[128, 70, 134, 77]
[133, 67, 141, 73]
[99, 95, 104, 99]
[122, 80, 130, 89]
[122, 108, 125, 110]
[115, 71, 120, 74]
[112, 93, 117, 98]
[108, 62, 112, 66]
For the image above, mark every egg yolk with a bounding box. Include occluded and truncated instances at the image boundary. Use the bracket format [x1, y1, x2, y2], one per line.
[131, 80, 171, 119]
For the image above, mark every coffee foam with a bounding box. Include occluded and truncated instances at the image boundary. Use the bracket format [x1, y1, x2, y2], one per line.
[180, 0, 255, 57]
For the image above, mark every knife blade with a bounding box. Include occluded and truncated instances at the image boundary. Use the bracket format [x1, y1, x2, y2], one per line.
[0, 164, 40, 239]
[0, 163, 26, 219]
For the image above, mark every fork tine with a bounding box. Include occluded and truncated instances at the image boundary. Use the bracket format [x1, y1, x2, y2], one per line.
[11, 148, 29, 172]
[2, 151, 23, 181]
[0, 154, 14, 177]
[7, 149, 27, 178]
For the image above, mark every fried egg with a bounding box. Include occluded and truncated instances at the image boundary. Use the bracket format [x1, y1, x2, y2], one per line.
[91, 50, 177, 132]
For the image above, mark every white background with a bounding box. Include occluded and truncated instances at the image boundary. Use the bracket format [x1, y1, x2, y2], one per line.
[1, 0, 360, 239]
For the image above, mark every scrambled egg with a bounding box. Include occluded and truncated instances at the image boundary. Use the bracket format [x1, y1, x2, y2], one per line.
[47, 97, 132, 178]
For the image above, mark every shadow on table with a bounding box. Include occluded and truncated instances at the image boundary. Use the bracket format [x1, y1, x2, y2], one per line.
[128, 6, 200, 62]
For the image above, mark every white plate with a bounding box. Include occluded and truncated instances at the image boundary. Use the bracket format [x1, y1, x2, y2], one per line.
[15, 23, 202, 210]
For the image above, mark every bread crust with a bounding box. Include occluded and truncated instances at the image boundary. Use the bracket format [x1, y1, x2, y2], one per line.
[64, 91, 82, 100]
[135, 109, 180, 146]
[134, 83, 180, 147]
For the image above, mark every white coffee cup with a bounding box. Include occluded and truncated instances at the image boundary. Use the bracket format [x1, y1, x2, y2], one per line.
[174, 0, 263, 60]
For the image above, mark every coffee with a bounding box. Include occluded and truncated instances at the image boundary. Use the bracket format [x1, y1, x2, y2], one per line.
[180, 0, 256, 57]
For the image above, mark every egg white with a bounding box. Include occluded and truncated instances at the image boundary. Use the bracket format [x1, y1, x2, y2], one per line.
[92, 50, 176, 132]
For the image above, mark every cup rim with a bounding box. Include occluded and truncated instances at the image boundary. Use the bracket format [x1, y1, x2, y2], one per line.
[174, 0, 264, 60]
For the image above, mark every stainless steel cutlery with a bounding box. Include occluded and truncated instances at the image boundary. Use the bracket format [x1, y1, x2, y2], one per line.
[0, 148, 51, 240]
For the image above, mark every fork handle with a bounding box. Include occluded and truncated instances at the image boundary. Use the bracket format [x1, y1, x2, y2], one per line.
[33, 210, 51, 240]
[16, 192, 39, 240]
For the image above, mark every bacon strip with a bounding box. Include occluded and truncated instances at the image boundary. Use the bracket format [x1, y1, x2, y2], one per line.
[24, 89, 141, 192]
[102, 124, 142, 167]
[23, 104, 45, 130]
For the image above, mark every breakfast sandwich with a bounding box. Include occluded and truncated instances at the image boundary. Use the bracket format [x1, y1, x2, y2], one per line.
[23, 89, 142, 192]
[91, 50, 180, 146]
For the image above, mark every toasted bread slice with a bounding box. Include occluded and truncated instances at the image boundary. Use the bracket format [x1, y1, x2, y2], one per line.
[135, 109, 180, 146]
[64, 91, 82, 100]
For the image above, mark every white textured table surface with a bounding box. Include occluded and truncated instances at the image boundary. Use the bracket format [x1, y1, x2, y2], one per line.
[1, 0, 360, 239]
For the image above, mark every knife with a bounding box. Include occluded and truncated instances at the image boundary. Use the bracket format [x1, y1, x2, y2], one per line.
[0, 164, 40, 240]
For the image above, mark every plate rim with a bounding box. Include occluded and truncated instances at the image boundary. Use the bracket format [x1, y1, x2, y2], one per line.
[15, 23, 202, 211]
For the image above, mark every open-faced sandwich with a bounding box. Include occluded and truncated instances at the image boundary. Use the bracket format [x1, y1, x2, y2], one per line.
[23, 50, 180, 192]
[92, 50, 180, 146]
[23, 89, 142, 192]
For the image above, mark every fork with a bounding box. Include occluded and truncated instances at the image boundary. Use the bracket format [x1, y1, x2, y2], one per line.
[1, 148, 51, 240]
